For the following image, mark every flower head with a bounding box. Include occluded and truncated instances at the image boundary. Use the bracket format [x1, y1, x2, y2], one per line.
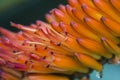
[0, 0, 120, 80]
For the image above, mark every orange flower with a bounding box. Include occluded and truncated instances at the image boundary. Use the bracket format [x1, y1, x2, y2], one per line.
[0, 0, 120, 80]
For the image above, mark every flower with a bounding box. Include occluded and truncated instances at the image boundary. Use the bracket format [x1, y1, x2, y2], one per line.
[0, 0, 120, 80]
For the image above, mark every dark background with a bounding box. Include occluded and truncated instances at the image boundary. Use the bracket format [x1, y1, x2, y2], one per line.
[0, 0, 67, 31]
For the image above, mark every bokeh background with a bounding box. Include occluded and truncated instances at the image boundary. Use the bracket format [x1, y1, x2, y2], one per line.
[0, 0, 67, 31]
[0, 0, 120, 80]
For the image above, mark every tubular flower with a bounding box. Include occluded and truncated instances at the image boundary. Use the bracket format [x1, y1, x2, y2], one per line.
[0, 0, 120, 80]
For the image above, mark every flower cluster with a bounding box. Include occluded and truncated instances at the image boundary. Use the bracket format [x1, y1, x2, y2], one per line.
[0, 0, 120, 80]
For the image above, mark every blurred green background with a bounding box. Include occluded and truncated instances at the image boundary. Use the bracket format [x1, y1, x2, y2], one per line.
[0, 0, 120, 80]
[0, 0, 67, 31]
